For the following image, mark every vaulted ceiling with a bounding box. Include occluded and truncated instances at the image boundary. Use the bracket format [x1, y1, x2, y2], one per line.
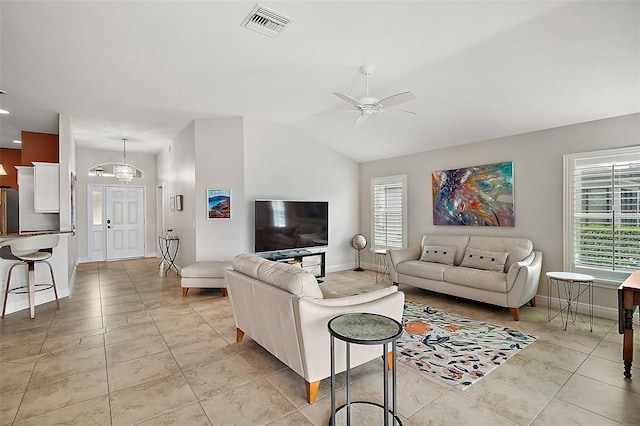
[1, 1, 638, 163]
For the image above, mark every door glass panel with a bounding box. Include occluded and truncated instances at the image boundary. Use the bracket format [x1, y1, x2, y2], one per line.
[92, 191, 102, 225]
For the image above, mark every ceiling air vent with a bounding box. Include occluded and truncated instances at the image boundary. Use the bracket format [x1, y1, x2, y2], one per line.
[241, 4, 292, 38]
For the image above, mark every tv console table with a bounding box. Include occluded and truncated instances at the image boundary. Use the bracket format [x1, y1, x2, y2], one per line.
[260, 249, 326, 280]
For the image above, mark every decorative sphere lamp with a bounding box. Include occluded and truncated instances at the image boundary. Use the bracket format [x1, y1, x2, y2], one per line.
[351, 234, 367, 272]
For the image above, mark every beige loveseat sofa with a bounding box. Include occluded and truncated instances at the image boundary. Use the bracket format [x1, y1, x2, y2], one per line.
[387, 235, 542, 320]
[225, 253, 405, 404]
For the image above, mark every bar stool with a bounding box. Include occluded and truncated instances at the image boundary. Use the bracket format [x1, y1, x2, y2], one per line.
[1, 234, 59, 319]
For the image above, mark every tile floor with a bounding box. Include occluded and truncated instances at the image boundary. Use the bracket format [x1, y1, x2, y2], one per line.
[1, 258, 639, 425]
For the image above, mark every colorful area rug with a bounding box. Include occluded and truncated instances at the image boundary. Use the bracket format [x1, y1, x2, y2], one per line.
[396, 301, 536, 389]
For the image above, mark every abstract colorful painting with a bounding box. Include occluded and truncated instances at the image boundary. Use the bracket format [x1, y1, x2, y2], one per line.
[432, 161, 514, 226]
[207, 188, 231, 219]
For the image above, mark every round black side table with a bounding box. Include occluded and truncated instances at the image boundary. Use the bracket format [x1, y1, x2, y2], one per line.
[328, 312, 403, 426]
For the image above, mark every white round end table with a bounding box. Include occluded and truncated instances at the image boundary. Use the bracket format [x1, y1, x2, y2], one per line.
[374, 249, 390, 284]
[546, 271, 594, 331]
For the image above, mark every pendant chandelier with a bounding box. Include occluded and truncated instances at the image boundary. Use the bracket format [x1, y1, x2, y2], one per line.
[113, 138, 136, 184]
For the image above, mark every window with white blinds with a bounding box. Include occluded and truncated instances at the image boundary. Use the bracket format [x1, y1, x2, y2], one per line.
[371, 175, 407, 249]
[564, 147, 640, 284]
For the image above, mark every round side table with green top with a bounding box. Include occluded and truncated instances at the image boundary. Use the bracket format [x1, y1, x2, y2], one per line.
[328, 312, 403, 426]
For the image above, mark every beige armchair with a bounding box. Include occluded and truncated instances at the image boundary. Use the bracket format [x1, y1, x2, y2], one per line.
[225, 253, 405, 403]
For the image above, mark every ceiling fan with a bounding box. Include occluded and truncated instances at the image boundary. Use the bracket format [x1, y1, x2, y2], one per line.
[333, 65, 417, 126]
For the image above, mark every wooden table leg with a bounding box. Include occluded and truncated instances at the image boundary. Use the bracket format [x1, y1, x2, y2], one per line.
[622, 293, 634, 379]
[619, 272, 640, 379]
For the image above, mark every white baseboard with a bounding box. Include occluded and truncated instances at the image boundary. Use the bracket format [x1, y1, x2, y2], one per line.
[338, 270, 621, 321]
[326, 261, 382, 274]
[68, 264, 77, 294]
[362, 261, 387, 272]
[78, 253, 159, 265]
[535, 295, 619, 321]
[65, 258, 628, 322]
[325, 263, 354, 274]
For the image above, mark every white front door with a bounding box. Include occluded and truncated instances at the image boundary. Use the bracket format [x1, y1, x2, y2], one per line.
[106, 186, 145, 260]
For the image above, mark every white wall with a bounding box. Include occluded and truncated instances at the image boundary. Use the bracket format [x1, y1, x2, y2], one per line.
[157, 122, 197, 267]
[58, 113, 77, 287]
[244, 119, 360, 271]
[16, 166, 59, 232]
[76, 147, 158, 261]
[2, 114, 78, 315]
[155, 117, 360, 271]
[360, 113, 639, 316]
[194, 117, 246, 261]
[58, 113, 75, 233]
[158, 117, 247, 266]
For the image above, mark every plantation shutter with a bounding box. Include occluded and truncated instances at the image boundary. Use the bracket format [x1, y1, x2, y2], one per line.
[372, 175, 407, 249]
[568, 148, 640, 282]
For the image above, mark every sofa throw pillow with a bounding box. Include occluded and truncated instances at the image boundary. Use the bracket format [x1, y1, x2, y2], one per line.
[460, 247, 508, 272]
[419, 245, 457, 265]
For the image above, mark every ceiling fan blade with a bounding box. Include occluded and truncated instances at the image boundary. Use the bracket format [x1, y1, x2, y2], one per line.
[355, 113, 369, 126]
[334, 92, 363, 108]
[395, 109, 417, 115]
[376, 91, 417, 108]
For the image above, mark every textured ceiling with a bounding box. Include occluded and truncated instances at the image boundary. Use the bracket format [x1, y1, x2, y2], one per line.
[1, 1, 638, 163]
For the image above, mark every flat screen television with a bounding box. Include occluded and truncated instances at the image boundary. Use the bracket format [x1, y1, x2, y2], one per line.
[255, 200, 328, 253]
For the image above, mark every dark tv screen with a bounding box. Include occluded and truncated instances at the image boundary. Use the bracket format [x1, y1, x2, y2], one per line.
[255, 200, 328, 253]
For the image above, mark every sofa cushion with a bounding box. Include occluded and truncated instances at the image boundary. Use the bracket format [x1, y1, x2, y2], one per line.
[444, 267, 508, 293]
[233, 253, 269, 278]
[398, 260, 449, 281]
[460, 247, 508, 272]
[422, 235, 470, 266]
[419, 245, 457, 265]
[467, 236, 533, 271]
[257, 260, 324, 299]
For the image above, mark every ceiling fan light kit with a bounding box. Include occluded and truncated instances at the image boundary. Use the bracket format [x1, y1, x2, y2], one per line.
[333, 65, 417, 126]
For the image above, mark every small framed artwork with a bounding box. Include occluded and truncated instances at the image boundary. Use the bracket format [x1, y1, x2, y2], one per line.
[176, 195, 183, 211]
[207, 188, 231, 219]
[170, 196, 175, 211]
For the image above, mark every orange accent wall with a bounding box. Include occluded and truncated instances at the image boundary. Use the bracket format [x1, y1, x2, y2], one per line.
[21, 131, 59, 164]
[0, 148, 21, 189]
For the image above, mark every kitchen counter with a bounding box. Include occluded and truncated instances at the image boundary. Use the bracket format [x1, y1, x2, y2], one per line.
[1, 229, 70, 238]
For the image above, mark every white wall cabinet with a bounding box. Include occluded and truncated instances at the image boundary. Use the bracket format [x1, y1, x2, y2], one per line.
[16, 166, 59, 232]
[33, 162, 60, 213]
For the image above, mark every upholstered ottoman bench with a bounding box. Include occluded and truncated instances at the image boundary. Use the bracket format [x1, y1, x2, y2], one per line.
[181, 261, 231, 297]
